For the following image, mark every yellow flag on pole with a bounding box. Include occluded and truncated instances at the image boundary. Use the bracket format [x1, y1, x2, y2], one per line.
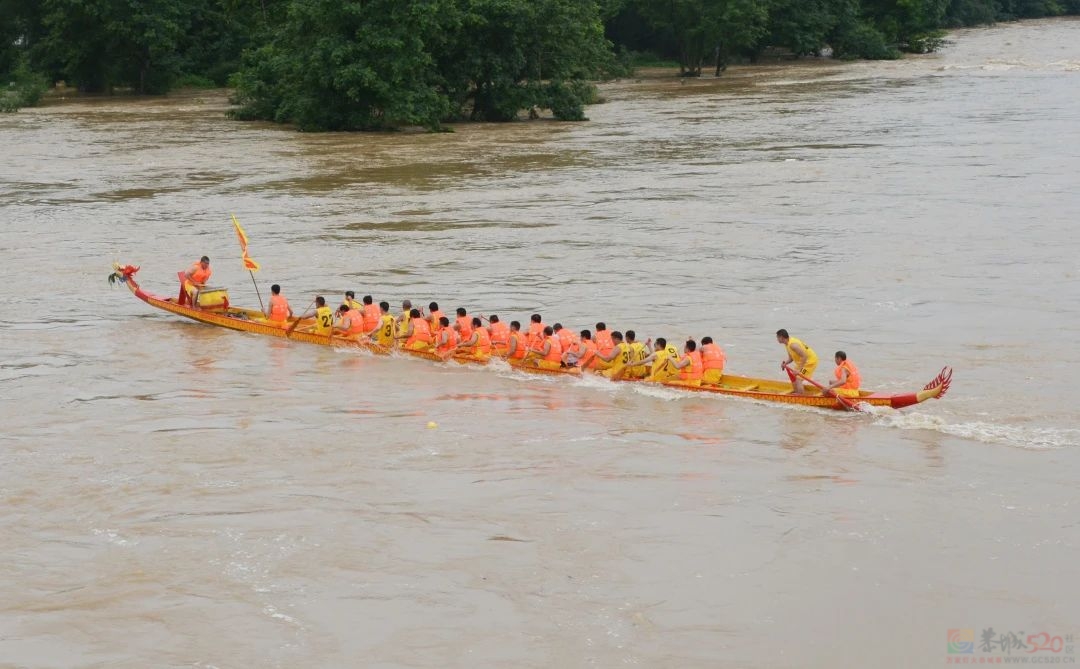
[231, 214, 261, 272]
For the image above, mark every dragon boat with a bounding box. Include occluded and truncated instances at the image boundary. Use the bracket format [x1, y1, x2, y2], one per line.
[108, 263, 952, 411]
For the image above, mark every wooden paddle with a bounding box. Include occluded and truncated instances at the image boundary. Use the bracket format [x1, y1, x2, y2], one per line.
[286, 298, 316, 338]
[784, 364, 861, 412]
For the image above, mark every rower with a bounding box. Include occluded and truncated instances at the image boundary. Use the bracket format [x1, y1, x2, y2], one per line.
[336, 304, 366, 337]
[594, 331, 630, 378]
[373, 301, 396, 347]
[399, 308, 433, 351]
[396, 300, 413, 337]
[487, 314, 510, 353]
[361, 295, 380, 333]
[455, 308, 473, 341]
[553, 323, 578, 353]
[428, 302, 444, 332]
[638, 338, 680, 382]
[669, 339, 704, 387]
[526, 314, 545, 349]
[506, 321, 528, 360]
[435, 316, 459, 357]
[528, 326, 563, 370]
[265, 284, 293, 324]
[565, 330, 598, 369]
[297, 296, 334, 335]
[344, 291, 363, 313]
[777, 328, 818, 395]
[624, 330, 651, 379]
[826, 351, 861, 398]
[179, 255, 212, 306]
[594, 322, 614, 359]
[700, 336, 726, 386]
[456, 317, 492, 360]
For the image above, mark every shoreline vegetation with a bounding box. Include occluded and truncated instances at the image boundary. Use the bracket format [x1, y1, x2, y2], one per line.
[4, 2, 1078, 124]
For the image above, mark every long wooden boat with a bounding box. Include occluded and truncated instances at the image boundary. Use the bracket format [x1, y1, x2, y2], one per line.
[109, 264, 952, 411]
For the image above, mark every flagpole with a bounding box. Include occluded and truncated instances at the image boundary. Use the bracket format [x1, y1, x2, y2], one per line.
[249, 270, 265, 313]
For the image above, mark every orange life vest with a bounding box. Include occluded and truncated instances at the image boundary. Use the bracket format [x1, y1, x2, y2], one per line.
[345, 310, 366, 335]
[456, 316, 473, 340]
[437, 326, 459, 355]
[407, 318, 433, 346]
[188, 262, 211, 285]
[578, 340, 599, 368]
[701, 343, 725, 371]
[527, 322, 545, 349]
[429, 310, 444, 330]
[835, 360, 861, 390]
[362, 303, 380, 331]
[543, 335, 563, 363]
[594, 330, 614, 356]
[268, 294, 290, 322]
[489, 321, 509, 345]
[679, 350, 704, 381]
[508, 331, 527, 360]
[556, 328, 577, 351]
[472, 327, 492, 355]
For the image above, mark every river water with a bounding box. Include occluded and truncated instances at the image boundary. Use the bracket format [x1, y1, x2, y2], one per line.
[1, 18, 1078, 669]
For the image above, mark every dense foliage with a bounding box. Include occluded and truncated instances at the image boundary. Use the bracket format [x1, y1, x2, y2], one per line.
[2, 0, 1077, 119]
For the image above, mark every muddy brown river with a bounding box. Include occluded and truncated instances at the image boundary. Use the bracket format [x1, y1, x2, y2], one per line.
[1, 18, 1078, 668]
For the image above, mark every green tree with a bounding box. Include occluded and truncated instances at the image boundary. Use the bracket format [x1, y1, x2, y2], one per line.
[635, 0, 768, 76]
[33, 0, 186, 93]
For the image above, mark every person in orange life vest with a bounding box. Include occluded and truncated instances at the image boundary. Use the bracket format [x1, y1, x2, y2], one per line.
[455, 308, 473, 341]
[358, 295, 380, 332]
[527, 326, 564, 370]
[505, 321, 528, 360]
[564, 330, 598, 368]
[826, 351, 862, 398]
[335, 304, 367, 336]
[526, 313, 545, 349]
[344, 290, 362, 313]
[553, 323, 577, 352]
[180, 255, 212, 305]
[669, 339, 704, 387]
[594, 331, 631, 378]
[487, 314, 510, 352]
[264, 284, 293, 324]
[428, 302, 444, 331]
[371, 302, 396, 347]
[435, 316, 459, 357]
[398, 308, 433, 350]
[456, 317, 492, 360]
[623, 330, 652, 379]
[700, 336, 726, 385]
[592, 322, 616, 369]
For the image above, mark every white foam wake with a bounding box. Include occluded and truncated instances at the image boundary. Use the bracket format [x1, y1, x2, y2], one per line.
[873, 412, 1080, 450]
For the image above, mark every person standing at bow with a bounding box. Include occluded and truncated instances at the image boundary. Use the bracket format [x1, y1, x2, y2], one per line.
[777, 328, 818, 395]
[264, 284, 293, 324]
[180, 256, 212, 306]
[826, 351, 862, 398]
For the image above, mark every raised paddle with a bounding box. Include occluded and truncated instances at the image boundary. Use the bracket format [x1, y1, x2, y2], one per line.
[784, 364, 862, 412]
[286, 298, 317, 338]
